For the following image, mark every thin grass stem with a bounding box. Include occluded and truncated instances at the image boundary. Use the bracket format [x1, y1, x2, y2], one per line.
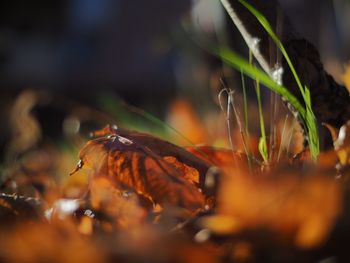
[277, 114, 289, 161]
[255, 79, 269, 163]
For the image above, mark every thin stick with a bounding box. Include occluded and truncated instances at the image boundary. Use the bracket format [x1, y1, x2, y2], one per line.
[218, 88, 239, 168]
[219, 80, 252, 172]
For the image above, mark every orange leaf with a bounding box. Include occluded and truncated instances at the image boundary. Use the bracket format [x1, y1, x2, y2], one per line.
[186, 146, 253, 171]
[202, 169, 342, 249]
[166, 99, 208, 144]
[72, 125, 211, 212]
[343, 63, 350, 93]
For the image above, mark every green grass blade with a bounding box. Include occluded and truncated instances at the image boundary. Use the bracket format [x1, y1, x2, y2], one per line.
[208, 44, 306, 121]
[277, 115, 289, 161]
[304, 87, 320, 159]
[238, 0, 320, 160]
[238, 0, 306, 99]
[241, 70, 249, 136]
[255, 79, 269, 163]
[121, 102, 198, 146]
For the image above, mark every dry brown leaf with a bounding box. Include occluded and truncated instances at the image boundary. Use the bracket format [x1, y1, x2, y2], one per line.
[89, 177, 148, 229]
[324, 121, 350, 166]
[343, 63, 350, 93]
[186, 146, 250, 169]
[0, 222, 103, 263]
[8, 90, 41, 157]
[0, 194, 42, 225]
[166, 99, 209, 144]
[202, 169, 342, 249]
[72, 125, 211, 212]
[333, 121, 350, 166]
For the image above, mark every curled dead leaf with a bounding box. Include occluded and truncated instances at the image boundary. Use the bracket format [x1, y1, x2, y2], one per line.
[71, 125, 211, 212]
[324, 121, 350, 166]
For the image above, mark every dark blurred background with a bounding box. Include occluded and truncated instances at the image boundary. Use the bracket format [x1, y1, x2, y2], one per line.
[1, 0, 348, 96]
[0, 0, 190, 97]
[0, 0, 349, 162]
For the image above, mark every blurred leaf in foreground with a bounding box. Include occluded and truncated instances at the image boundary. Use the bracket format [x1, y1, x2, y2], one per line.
[202, 168, 342, 249]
